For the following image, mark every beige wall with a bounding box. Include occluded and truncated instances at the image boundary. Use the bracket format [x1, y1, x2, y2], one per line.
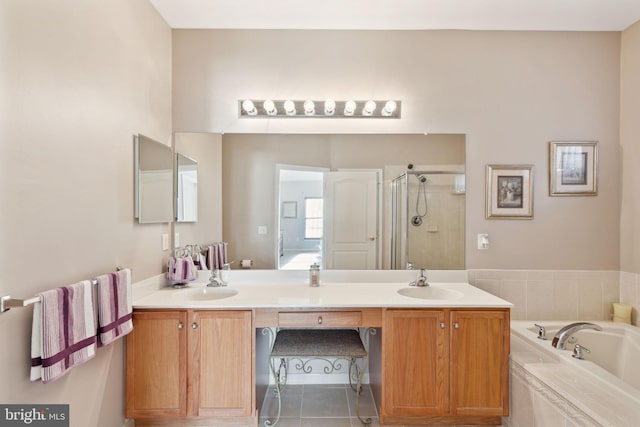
[174, 132, 223, 247]
[173, 29, 621, 270]
[0, 1, 171, 426]
[620, 21, 640, 274]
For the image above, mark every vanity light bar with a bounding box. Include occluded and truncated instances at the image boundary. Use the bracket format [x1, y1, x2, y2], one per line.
[238, 100, 401, 118]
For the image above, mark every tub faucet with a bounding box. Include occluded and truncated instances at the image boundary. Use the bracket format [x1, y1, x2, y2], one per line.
[409, 269, 429, 287]
[551, 322, 602, 349]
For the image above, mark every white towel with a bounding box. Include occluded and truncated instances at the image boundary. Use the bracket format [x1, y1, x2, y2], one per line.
[30, 280, 97, 383]
[96, 268, 133, 346]
[198, 252, 208, 270]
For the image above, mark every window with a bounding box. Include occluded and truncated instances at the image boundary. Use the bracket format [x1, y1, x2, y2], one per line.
[304, 198, 323, 239]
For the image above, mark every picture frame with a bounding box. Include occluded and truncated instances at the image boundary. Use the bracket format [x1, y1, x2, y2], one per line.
[281, 201, 297, 218]
[549, 141, 598, 196]
[486, 164, 534, 219]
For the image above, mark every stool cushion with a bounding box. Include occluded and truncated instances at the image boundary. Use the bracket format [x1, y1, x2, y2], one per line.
[271, 329, 367, 358]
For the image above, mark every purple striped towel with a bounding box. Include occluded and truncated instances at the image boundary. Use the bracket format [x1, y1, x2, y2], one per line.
[166, 256, 197, 283]
[30, 280, 97, 383]
[207, 242, 228, 270]
[96, 268, 133, 347]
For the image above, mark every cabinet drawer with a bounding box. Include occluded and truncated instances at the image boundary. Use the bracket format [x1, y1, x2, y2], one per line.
[278, 311, 362, 327]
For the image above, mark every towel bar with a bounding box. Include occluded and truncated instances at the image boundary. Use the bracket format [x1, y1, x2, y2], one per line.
[1, 266, 128, 313]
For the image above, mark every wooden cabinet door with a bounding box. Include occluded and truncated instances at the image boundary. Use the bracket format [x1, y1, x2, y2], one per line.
[449, 310, 509, 416]
[126, 310, 187, 418]
[382, 309, 448, 416]
[189, 310, 254, 417]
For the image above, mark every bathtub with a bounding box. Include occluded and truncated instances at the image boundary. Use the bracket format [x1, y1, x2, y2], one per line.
[508, 321, 640, 427]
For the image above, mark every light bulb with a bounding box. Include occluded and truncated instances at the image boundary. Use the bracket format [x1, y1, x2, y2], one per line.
[303, 100, 315, 116]
[363, 100, 377, 116]
[283, 100, 296, 115]
[242, 100, 257, 116]
[344, 100, 356, 116]
[263, 100, 276, 115]
[324, 100, 336, 116]
[382, 100, 397, 116]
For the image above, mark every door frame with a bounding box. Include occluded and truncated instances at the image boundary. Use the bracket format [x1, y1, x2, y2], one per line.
[274, 164, 329, 269]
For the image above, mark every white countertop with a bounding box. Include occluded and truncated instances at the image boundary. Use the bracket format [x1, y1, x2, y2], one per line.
[132, 270, 512, 309]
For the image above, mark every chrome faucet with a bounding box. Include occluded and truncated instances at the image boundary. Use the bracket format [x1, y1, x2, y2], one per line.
[208, 263, 231, 287]
[551, 322, 602, 349]
[409, 269, 429, 287]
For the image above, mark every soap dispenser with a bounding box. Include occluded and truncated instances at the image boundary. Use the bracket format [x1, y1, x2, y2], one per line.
[309, 263, 320, 287]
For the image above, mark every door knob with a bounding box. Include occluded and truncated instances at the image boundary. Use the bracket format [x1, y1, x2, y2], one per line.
[369, 236, 375, 241]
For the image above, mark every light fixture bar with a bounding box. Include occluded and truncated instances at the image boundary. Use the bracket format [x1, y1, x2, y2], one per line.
[238, 100, 401, 118]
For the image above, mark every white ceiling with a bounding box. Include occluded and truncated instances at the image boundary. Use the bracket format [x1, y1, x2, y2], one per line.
[149, 0, 640, 31]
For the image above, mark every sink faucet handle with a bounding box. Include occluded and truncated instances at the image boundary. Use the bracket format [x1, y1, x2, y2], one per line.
[534, 323, 547, 340]
[572, 344, 591, 360]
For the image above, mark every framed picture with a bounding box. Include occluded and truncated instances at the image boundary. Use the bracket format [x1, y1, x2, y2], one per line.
[281, 201, 297, 218]
[549, 141, 598, 196]
[486, 164, 534, 219]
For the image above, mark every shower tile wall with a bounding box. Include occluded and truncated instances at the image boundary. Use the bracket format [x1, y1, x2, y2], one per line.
[468, 270, 620, 321]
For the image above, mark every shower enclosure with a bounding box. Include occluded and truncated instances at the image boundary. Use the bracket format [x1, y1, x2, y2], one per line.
[391, 170, 465, 270]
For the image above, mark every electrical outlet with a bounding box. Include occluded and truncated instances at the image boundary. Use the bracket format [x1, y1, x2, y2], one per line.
[477, 234, 489, 250]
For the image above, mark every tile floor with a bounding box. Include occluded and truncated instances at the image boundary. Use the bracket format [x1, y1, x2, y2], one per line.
[258, 383, 503, 427]
[259, 384, 379, 427]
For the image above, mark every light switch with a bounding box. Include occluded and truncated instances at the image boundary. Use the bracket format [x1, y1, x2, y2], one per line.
[162, 233, 169, 251]
[258, 226, 268, 235]
[477, 234, 489, 250]
[174, 232, 180, 248]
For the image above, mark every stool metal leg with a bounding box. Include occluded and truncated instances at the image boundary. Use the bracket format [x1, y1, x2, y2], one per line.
[265, 357, 287, 427]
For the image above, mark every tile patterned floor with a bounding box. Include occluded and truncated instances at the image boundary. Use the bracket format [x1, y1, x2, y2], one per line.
[259, 384, 378, 427]
[258, 384, 503, 427]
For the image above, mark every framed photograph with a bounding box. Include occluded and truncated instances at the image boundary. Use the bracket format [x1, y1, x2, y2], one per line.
[486, 164, 534, 219]
[281, 201, 297, 218]
[549, 141, 598, 196]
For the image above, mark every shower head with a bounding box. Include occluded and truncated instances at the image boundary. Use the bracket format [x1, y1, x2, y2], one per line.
[416, 174, 427, 183]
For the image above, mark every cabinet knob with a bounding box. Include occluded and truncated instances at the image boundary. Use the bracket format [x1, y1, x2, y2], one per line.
[178, 322, 183, 329]
[440, 322, 445, 329]
[454, 322, 460, 329]
[192, 323, 199, 329]
[317, 316, 323, 325]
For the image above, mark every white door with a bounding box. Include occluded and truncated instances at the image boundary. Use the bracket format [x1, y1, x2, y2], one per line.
[324, 170, 379, 269]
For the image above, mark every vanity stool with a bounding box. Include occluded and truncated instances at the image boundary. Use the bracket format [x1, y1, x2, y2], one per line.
[266, 328, 371, 426]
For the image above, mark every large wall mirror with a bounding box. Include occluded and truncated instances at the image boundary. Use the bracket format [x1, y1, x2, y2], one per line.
[174, 132, 465, 270]
[134, 134, 173, 224]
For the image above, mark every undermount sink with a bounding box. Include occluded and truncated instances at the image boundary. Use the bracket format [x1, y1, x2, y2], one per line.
[397, 286, 464, 300]
[187, 287, 239, 301]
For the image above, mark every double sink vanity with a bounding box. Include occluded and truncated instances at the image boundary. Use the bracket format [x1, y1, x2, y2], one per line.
[126, 270, 511, 426]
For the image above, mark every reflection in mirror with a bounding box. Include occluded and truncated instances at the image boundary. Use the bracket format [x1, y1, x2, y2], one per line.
[134, 134, 173, 224]
[176, 153, 198, 222]
[220, 134, 465, 270]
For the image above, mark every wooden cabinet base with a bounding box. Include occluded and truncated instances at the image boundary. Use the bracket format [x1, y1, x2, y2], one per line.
[133, 413, 258, 426]
[380, 415, 502, 426]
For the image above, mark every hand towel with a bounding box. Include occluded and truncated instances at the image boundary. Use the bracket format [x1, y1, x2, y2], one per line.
[166, 256, 197, 283]
[96, 268, 133, 346]
[207, 243, 228, 270]
[30, 280, 97, 383]
[198, 252, 208, 270]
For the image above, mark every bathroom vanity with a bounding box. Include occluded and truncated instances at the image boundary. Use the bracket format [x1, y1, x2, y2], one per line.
[126, 272, 511, 426]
